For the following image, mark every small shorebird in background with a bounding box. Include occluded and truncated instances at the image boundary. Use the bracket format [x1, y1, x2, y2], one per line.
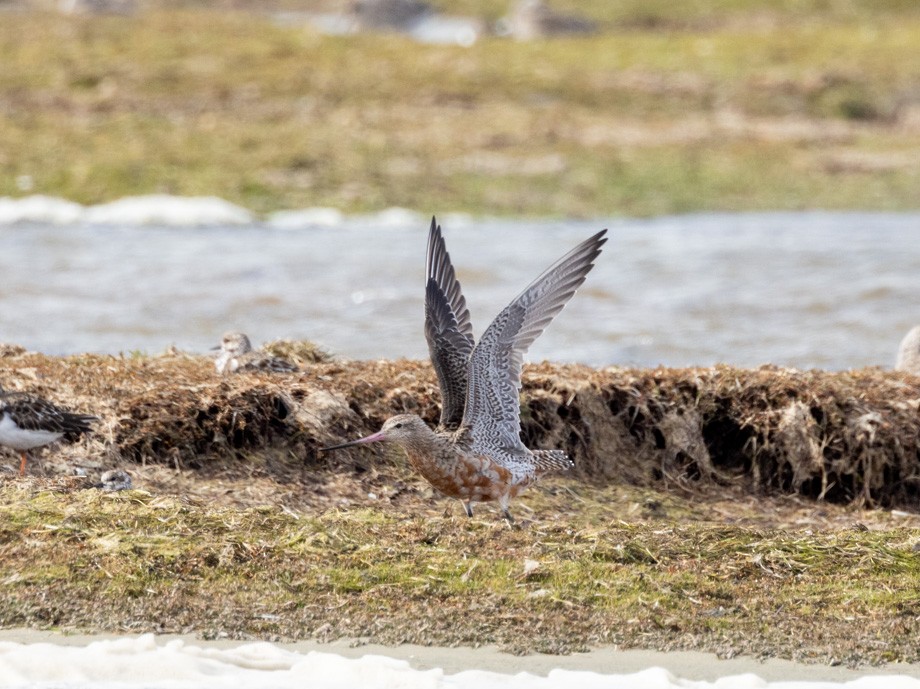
[212, 332, 298, 374]
[96, 468, 133, 491]
[323, 217, 606, 523]
[0, 386, 97, 476]
[896, 325, 920, 375]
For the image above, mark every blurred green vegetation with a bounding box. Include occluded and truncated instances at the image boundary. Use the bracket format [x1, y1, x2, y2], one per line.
[0, 2, 918, 216]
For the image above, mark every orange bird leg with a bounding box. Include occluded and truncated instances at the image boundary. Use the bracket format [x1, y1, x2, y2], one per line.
[19, 452, 27, 477]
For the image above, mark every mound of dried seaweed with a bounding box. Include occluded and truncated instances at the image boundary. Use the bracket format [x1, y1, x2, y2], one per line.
[2, 348, 919, 509]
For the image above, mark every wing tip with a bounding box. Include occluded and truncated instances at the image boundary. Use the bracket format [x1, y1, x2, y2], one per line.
[586, 227, 608, 251]
[426, 215, 444, 275]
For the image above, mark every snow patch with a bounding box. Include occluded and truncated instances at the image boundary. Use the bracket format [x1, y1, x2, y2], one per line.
[0, 635, 915, 689]
[0, 195, 253, 227]
[0, 195, 84, 225]
[360, 206, 425, 228]
[267, 207, 345, 229]
[0, 196, 456, 229]
[83, 195, 253, 226]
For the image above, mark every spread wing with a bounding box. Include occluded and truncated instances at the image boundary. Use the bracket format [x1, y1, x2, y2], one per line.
[461, 229, 607, 462]
[424, 217, 475, 429]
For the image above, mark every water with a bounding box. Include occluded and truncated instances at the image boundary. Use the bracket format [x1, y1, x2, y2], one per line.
[1, 199, 918, 370]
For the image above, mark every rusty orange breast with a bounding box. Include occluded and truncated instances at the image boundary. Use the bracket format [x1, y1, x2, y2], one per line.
[405, 450, 515, 502]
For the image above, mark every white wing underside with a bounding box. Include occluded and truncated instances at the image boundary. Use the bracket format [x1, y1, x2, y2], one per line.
[460, 229, 607, 479]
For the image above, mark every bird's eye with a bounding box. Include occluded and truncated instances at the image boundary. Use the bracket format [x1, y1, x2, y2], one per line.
[395, 423, 403, 429]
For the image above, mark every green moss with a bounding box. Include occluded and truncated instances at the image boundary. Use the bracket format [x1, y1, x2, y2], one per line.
[2, 483, 920, 662]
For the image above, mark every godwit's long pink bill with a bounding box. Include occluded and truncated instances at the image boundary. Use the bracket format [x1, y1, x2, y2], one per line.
[321, 431, 386, 452]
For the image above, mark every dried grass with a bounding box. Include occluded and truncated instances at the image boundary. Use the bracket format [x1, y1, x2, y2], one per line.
[3, 352, 920, 510]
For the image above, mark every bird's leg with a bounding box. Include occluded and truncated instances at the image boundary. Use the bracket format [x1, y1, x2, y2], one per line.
[18, 452, 27, 477]
[464, 501, 474, 518]
[498, 494, 516, 526]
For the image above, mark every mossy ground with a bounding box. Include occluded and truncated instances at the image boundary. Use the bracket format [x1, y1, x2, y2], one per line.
[1, 2, 919, 215]
[2, 350, 920, 665]
[2, 477, 920, 665]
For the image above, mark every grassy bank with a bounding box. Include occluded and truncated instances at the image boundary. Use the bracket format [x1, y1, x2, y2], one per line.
[1, 3, 919, 215]
[2, 480, 920, 664]
[2, 350, 920, 662]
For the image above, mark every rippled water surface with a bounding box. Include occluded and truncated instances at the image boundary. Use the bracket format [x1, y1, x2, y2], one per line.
[2, 210, 919, 369]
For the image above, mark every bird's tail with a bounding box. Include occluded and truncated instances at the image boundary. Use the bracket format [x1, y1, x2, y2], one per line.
[65, 412, 99, 435]
[532, 449, 574, 475]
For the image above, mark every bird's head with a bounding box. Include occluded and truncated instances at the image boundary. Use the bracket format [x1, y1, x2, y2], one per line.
[320, 414, 431, 452]
[213, 331, 253, 356]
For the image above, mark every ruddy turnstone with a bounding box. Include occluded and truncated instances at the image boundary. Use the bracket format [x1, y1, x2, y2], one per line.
[0, 387, 98, 476]
[213, 331, 298, 375]
[322, 217, 606, 523]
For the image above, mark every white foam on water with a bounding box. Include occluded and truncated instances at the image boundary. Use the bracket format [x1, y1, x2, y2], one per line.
[0, 635, 915, 689]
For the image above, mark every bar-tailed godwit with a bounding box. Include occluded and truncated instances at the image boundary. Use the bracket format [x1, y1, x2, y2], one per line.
[323, 218, 606, 523]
